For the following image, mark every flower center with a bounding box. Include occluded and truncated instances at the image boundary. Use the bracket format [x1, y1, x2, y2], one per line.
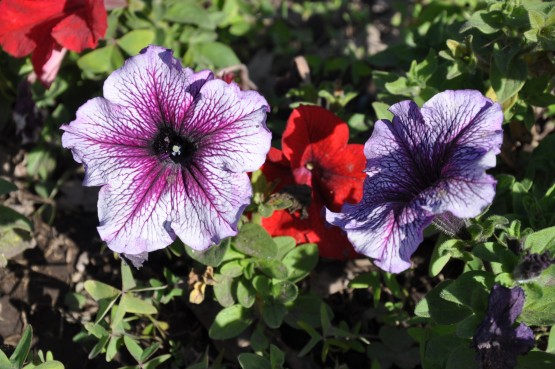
[305, 162, 314, 170]
[152, 127, 197, 166]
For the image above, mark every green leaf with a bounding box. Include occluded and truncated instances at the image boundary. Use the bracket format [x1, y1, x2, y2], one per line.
[10, 325, 32, 369]
[0, 179, 16, 196]
[185, 238, 230, 267]
[548, 326, 555, 354]
[529, 10, 546, 29]
[250, 322, 269, 352]
[445, 344, 480, 369]
[209, 305, 253, 340]
[84, 280, 120, 301]
[163, 1, 216, 29]
[472, 242, 518, 268]
[252, 275, 272, 298]
[0, 206, 32, 232]
[372, 101, 393, 121]
[88, 335, 109, 359]
[121, 261, 136, 292]
[123, 294, 157, 314]
[140, 343, 161, 363]
[236, 279, 256, 308]
[238, 354, 271, 369]
[220, 260, 244, 278]
[113, 294, 157, 327]
[271, 281, 298, 304]
[282, 243, 318, 283]
[429, 238, 462, 277]
[421, 333, 472, 369]
[262, 301, 287, 329]
[284, 295, 327, 329]
[0, 350, 12, 369]
[84, 322, 108, 339]
[31, 361, 65, 369]
[233, 223, 277, 259]
[77, 45, 124, 74]
[258, 259, 288, 280]
[123, 335, 143, 363]
[213, 275, 235, 307]
[27, 147, 56, 180]
[117, 29, 155, 56]
[525, 226, 555, 254]
[143, 354, 171, 369]
[440, 271, 493, 311]
[274, 237, 296, 260]
[187, 42, 241, 69]
[517, 351, 555, 368]
[297, 321, 322, 357]
[270, 344, 285, 369]
[520, 265, 555, 325]
[415, 280, 473, 324]
[461, 10, 500, 34]
[490, 54, 527, 104]
[105, 336, 120, 362]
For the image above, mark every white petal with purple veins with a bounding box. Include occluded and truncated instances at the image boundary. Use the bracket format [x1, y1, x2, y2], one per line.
[62, 45, 271, 261]
[327, 90, 503, 273]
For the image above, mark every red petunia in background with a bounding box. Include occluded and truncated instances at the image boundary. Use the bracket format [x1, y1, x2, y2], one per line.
[0, 0, 108, 87]
[261, 105, 366, 260]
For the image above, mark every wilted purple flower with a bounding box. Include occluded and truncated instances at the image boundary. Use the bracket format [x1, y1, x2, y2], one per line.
[62, 45, 271, 265]
[473, 285, 534, 369]
[326, 90, 503, 273]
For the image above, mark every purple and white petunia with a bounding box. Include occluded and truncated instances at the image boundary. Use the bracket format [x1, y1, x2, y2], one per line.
[472, 285, 534, 369]
[326, 90, 503, 273]
[62, 45, 271, 265]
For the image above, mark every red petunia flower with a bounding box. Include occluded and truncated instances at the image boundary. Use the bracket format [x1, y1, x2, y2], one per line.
[0, 0, 108, 87]
[261, 105, 366, 260]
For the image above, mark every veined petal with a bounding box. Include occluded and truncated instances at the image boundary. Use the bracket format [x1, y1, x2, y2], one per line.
[97, 160, 176, 255]
[328, 90, 503, 272]
[425, 150, 498, 218]
[61, 98, 154, 186]
[421, 90, 503, 153]
[326, 175, 434, 273]
[103, 45, 213, 131]
[185, 79, 271, 173]
[169, 157, 253, 250]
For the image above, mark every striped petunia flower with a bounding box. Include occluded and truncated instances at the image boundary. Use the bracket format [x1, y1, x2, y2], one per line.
[326, 90, 503, 273]
[62, 45, 271, 265]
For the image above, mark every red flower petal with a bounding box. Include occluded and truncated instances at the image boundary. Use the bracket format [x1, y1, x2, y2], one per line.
[0, 0, 107, 86]
[260, 106, 365, 260]
[261, 196, 358, 260]
[282, 105, 349, 172]
[311, 143, 366, 211]
[261, 147, 294, 187]
[0, 0, 64, 57]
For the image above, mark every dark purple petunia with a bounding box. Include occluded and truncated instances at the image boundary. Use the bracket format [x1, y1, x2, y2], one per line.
[473, 285, 535, 369]
[62, 45, 271, 265]
[326, 90, 503, 273]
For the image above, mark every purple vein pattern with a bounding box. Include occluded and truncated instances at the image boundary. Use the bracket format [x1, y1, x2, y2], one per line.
[326, 90, 503, 273]
[472, 285, 534, 369]
[62, 45, 271, 264]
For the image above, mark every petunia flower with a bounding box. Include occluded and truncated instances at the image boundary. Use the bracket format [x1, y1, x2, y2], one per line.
[472, 284, 534, 369]
[0, 0, 107, 87]
[326, 90, 503, 272]
[261, 105, 366, 260]
[62, 45, 271, 265]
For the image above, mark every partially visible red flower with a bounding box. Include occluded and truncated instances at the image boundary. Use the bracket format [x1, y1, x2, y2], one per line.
[0, 0, 108, 87]
[261, 105, 366, 260]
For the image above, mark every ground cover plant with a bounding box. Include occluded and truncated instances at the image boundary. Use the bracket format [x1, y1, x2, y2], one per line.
[0, 0, 554, 368]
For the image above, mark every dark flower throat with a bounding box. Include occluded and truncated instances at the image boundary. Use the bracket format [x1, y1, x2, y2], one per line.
[151, 127, 197, 166]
